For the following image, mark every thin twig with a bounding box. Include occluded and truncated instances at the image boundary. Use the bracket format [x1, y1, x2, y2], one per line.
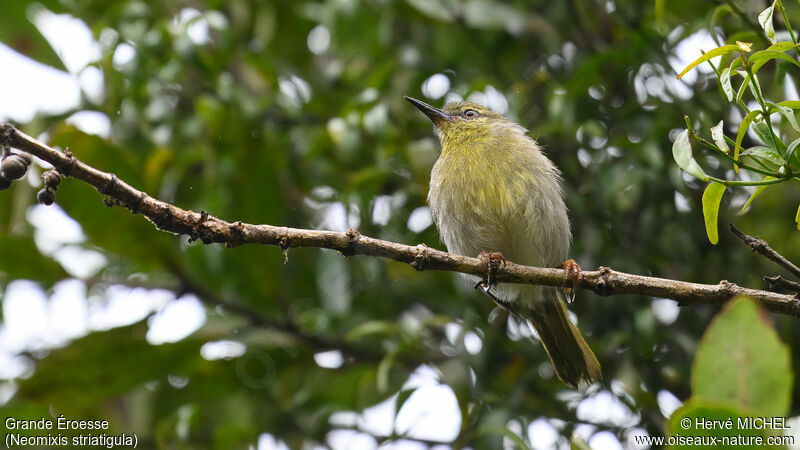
[3, 123, 800, 317]
[764, 275, 800, 295]
[729, 223, 800, 279]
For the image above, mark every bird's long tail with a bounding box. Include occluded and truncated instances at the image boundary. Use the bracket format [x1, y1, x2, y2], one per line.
[524, 288, 601, 387]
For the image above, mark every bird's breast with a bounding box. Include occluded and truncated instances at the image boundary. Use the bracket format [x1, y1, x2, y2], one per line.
[426, 139, 570, 270]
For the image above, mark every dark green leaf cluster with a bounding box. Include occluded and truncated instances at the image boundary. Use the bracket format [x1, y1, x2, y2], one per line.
[674, 1, 800, 244]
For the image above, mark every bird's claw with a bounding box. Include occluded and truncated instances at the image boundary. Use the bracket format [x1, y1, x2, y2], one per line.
[558, 259, 582, 303]
[477, 251, 505, 288]
[474, 251, 507, 309]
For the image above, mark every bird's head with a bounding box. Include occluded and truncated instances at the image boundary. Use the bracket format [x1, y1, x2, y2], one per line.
[404, 96, 521, 146]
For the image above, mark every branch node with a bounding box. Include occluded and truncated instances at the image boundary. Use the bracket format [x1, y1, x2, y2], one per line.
[717, 279, 733, 294]
[763, 275, 800, 294]
[279, 236, 291, 251]
[410, 243, 429, 271]
[594, 266, 613, 296]
[128, 192, 146, 214]
[153, 203, 174, 230]
[342, 228, 361, 256]
[226, 221, 246, 248]
[61, 147, 77, 177]
[99, 174, 118, 195]
[189, 210, 212, 244]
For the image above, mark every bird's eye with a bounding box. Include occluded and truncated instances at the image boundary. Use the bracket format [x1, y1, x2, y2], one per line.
[463, 109, 478, 119]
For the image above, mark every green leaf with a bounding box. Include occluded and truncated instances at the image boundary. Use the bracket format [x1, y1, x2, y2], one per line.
[746, 72, 764, 104]
[785, 137, 800, 164]
[796, 204, 800, 230]
[677, 44, 741, 79]
[758, 2, 777, 44]
[739, 176, 776, 214]
[702, 182, 726, 245]
[672, 129, 709, 181]
[711, 5, 734, 28]
[740, 146, 785, 165]
[710, 120, 730, 153]
[769, 102, 800, 132]
[0, 235, 68, 283]
[751, 119, 784, 154]
[736, 70, 751, 103]
[765, 41, 798, 52]
[345, 320, 400, 341]
[654, 0, 665, 30]
[15, 322, 204, 408]
[0, 1, 68, 71]
[719, 68, 734, 101]
[693, 297, 793, 416]
[393, 387, 418, 418]
[734, 110, 763, 171]
[571, 435, 592, 450]
[376, 350, 397, 393]
[750, 50, 800, 73]
[728, 56, 743, 73]
[777, 100, 800, 109]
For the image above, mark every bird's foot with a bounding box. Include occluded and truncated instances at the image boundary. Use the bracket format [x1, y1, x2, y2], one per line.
[477, 251, 506, 288]
[474, 251, 507, 308]
[557, 259, 582, 303]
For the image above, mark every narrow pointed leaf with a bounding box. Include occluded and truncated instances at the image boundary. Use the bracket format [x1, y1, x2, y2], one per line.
[777, 100, 800, 110]
[739, 176, 776, 214]
[710, 120, 730, 153]
[796, 204, 800, 230]
[654, 0, 665, 30]
[746, 72, 764, 104]
[702, 182, 726, 245]
[672, 129, 709, 181]
[734, 110, 763, 172]
[729, 56, 743, 73]
[720, 67, 734, 101]
[736, 70, 751, 104]
[750, 119, 784, 154]
[765, 41, 798, 52]
[786, 137, 800, 164]
[758, 2, 777, 44]
[677, 44, 741, 79]
[770, 102, 800, 132]
[750, 50, 800, 73]
[740, 146, 785, 165]
[711, 5, 734, 28]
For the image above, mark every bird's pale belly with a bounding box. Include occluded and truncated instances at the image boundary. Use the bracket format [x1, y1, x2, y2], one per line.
[427, 157, 570, 271]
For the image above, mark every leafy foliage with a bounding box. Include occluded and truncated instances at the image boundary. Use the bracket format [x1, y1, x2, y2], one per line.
[668, 297, 792, 448]
[674, 0, 800, 241]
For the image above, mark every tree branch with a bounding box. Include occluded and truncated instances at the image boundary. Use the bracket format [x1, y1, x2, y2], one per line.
[764, 275, 800, 295]
[3, 123, 800, 318]
[729, 223, 800, 279]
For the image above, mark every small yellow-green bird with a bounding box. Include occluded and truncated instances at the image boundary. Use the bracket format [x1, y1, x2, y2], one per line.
[406, 96, 601, 387]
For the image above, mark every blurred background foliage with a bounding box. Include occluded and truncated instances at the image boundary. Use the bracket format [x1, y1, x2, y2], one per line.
[1, 0, 799, 448]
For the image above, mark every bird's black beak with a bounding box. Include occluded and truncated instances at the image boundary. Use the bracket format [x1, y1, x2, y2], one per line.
[404, 96, 451, 125]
